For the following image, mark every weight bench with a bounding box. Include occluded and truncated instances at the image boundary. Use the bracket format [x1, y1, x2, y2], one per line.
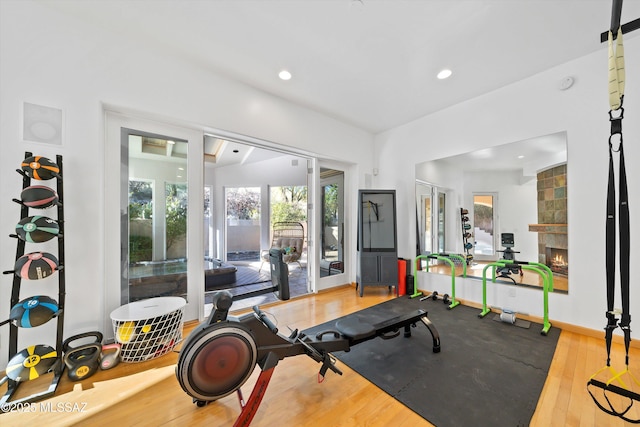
[176, 291, 440, 427]
[333, 310, 440, 345]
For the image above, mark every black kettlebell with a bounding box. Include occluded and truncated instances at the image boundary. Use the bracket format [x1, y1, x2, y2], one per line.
[63, 331, 103, 381]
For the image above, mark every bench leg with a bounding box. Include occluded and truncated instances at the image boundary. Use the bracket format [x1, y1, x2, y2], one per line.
[420, 316, 441, 353]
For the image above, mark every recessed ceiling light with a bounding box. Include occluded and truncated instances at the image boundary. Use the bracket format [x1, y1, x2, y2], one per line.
[437, 69, 452, 80]
[518, 155, 525, 159]
[278, 70, 292, 81]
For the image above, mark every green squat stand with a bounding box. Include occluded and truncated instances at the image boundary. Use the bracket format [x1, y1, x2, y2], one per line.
[414, 254, 462, 309]
[410, 255, 428, 299]
[442, 253, 467, 278]
[478, 261, 553, 335]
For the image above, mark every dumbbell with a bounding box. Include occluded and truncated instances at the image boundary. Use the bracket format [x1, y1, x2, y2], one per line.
[427, 291, 451, 305]
[63, 331, 103, 381]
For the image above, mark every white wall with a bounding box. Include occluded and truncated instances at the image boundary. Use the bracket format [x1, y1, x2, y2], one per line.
[375, 36, 640, 338]
[0, 1, 373, 366]
[462, 169, 538, 262]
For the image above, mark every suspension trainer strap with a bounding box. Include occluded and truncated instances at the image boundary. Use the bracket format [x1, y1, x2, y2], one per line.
[588, 13, 639, 421]
[605, 133, 618, 367]
[608, 25, 631, 366]
[618, 134, 631, 366]
[604, 26, 627, 367]
[614, 30, 630, 360]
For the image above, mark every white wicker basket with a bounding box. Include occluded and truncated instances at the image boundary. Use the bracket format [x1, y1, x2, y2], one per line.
[110, 297, 185, 363]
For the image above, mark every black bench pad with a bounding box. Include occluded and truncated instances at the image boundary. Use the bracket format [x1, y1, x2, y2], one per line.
[335, 317, 376, 341]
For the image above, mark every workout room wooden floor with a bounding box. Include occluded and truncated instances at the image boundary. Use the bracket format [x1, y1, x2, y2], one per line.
[2, 285, 637, 426]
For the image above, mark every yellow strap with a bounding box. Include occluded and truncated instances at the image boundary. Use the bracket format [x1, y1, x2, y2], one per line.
[608, 28, 625, 110]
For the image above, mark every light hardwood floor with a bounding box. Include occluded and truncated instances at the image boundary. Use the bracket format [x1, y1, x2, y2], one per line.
[2, 285, 638, 426]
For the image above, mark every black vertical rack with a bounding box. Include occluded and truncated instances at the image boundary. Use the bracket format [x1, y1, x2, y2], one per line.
[460, 208, 473, 264]
[1, 152, 65, 407]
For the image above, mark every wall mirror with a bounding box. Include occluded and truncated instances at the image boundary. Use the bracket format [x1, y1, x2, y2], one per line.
[415, 131, 568, 294]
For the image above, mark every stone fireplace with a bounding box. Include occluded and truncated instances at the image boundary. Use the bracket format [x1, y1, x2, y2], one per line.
[529, 164, 568, 276]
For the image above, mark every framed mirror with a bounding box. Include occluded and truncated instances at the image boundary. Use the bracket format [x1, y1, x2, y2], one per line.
[415, 131, 568, 293]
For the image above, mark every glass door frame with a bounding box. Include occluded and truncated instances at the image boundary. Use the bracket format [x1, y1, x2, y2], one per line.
[105, 112, 204, 337]
[316, 160, 351, 291]
[202, 132, 314, 298]
[415, 180, 446, 256]
[471, 192, 498, 261]
[320, 168, 344, 275]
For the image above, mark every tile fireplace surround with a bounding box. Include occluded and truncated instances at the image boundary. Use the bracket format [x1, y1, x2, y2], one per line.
[529, 164, 568, 275]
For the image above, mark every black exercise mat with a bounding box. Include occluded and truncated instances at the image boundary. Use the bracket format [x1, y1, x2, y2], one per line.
[303, 296, 560, 427]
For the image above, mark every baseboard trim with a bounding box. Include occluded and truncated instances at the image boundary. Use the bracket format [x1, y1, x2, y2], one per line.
[422, 290, 640, 349]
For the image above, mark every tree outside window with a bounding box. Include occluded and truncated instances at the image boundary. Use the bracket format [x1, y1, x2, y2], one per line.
[166, 183, 188, 259]
[270, 186, 307, 225]
[129, 180, 153, 263]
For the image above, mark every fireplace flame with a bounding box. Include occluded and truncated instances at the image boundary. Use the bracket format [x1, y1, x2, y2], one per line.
[552, 253, 567, 267]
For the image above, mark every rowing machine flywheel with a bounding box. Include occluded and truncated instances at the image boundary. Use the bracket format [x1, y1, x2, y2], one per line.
[176, 323, 257, 402]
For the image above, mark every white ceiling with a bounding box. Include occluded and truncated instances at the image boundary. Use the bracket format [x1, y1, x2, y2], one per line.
[41, 0, 638, 170]
[43, 0, 639, 135]
[432, 131, 567, 174]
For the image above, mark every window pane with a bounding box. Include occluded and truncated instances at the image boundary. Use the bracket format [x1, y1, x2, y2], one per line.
[165, 182, 188, 259]
[270, 186, 308, 225]
[129, 180, 153, 263]
[226, 187, 261, 261]
[437, 192, 445, 253]
[126, 134, 188, 303]
[320, 169, 343, 277]
[473, 195, 494, 255]
[423, 194, 432, 254]
[204, 186, 212, 259]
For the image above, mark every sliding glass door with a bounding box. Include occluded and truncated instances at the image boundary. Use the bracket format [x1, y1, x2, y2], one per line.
[124, 130, 190, 304]
[105, 113, 203, 327]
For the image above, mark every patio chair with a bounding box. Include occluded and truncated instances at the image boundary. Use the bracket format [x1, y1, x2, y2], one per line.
[260, 222, 304, 271]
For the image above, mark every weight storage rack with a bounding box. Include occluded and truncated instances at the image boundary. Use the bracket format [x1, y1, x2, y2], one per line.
[1, 153, 65, 407]
[460, 208, 473, 264]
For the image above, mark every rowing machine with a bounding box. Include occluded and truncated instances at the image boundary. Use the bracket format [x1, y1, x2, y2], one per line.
[176, 291, 441, 426]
